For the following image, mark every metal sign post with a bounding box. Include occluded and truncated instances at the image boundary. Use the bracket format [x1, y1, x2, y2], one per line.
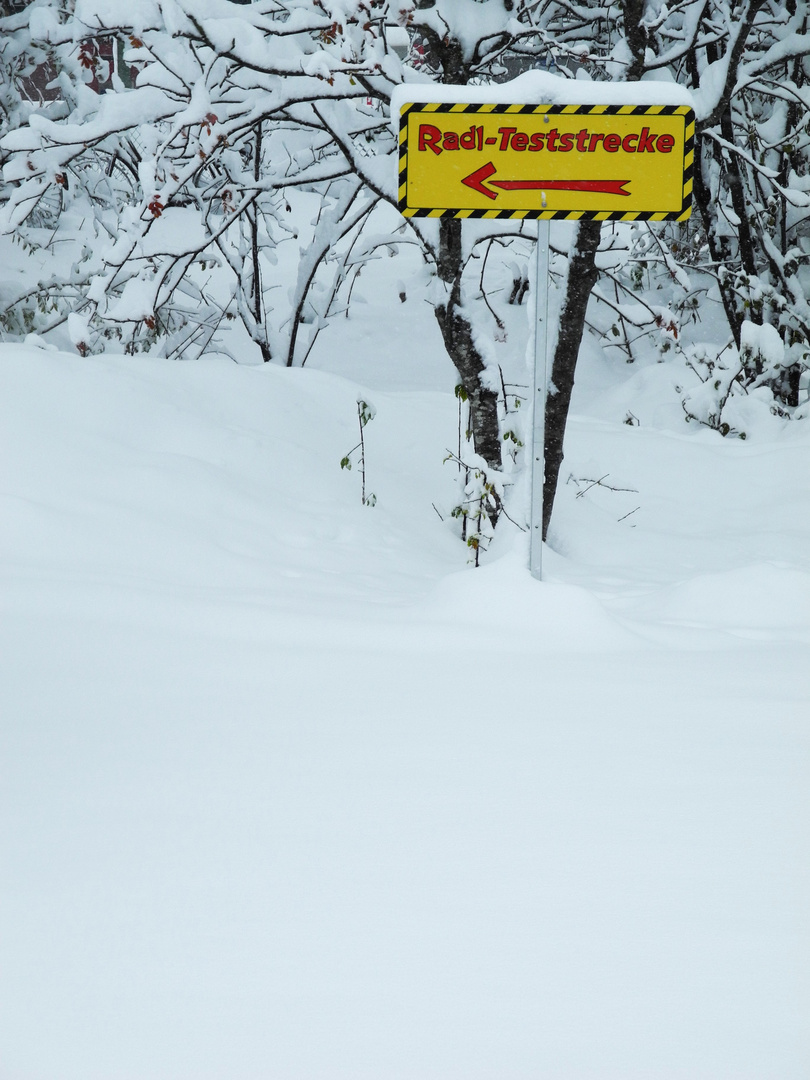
[396, 97, 694, 578]
[530, 218, 550, 580]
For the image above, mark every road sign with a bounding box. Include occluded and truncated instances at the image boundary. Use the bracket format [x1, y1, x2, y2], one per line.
[398, 103, 694, 220]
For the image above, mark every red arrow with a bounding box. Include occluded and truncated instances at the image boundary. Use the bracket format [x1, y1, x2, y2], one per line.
[461, 162, 630, 200]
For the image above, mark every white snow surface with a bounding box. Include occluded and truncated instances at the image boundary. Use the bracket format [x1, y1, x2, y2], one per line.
[1, 284, 809, 1077]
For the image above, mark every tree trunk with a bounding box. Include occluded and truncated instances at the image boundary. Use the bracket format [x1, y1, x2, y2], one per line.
[416, 48, 503, 486]
[251, 121, 272, 364]
[540, 0, 648, 542]
[542, 219, 602, 540]
[692, 131, 743, 348]
[689, 2, 768, 350]
[434, 218, 502, 478]
[621, 0, 648, 81]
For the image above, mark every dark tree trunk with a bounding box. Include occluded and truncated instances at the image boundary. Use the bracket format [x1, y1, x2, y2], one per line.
[689, 3, 767, 350]
[434, 287, 502, 474]
[786, 363, 802, 408]
[622, 0, 648, 81]
[692, 132, 743, 348]
[539, 0, 647, 543]
[542, 219, 602, 540]
[720, 109, 759, 291]
[251, 121, 272, 363]
[434, 218, 502, 479]
[410, 47, 503, 489]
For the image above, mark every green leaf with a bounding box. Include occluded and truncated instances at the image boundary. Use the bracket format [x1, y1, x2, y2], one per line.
[357, 399, 375, 426]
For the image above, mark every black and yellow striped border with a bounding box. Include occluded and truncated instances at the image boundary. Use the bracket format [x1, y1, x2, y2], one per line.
[398, 102, 694, 221]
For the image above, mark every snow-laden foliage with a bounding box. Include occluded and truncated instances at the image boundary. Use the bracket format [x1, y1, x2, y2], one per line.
[0, 0, 405, 359]
[1, 0, 809, 548]
[572, 0, 810, 418]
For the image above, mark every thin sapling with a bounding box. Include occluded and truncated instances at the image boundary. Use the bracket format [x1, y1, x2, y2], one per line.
[340, 397, 376, 506]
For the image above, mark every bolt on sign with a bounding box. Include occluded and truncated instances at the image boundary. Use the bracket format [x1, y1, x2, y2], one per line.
[398, 103, 694, 220]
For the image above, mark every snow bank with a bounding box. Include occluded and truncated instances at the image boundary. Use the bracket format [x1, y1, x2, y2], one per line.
[1, 340, 807, 1080]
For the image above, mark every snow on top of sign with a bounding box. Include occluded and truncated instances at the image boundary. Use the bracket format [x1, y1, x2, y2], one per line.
[391, 71, 694, 124]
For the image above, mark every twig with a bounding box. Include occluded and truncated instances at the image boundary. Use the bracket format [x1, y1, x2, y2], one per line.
[573, 474, 639, 498]
[498, 504, 527, 531]
[477, 239, 505, 330]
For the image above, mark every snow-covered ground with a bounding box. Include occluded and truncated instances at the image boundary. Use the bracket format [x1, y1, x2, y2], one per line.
[1, 261, 809, 1078]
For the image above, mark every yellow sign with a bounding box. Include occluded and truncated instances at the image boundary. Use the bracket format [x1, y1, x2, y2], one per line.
[398, 103, 694, 221]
